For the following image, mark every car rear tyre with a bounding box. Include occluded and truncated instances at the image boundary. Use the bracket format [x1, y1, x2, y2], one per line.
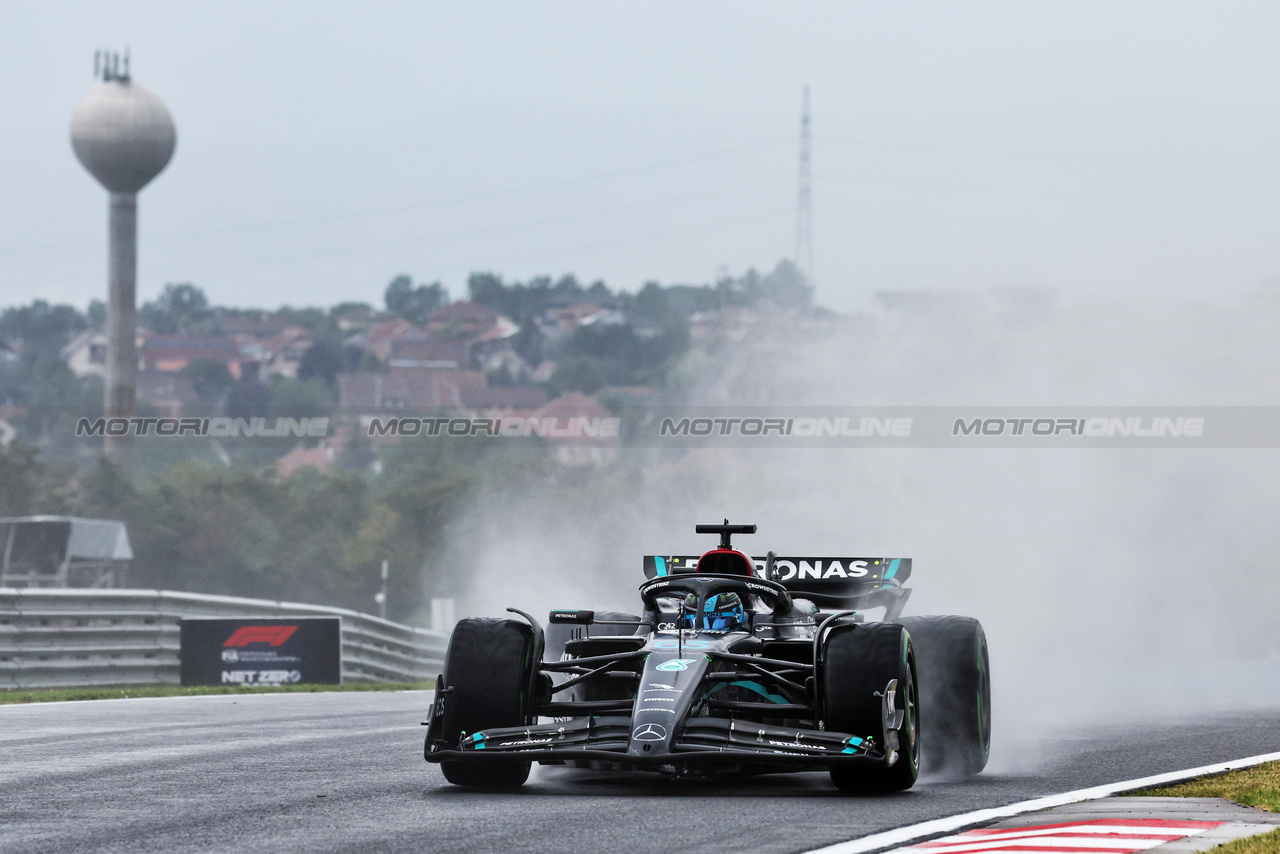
[437, 617, 533, 788]
[897, 615, 990, 777]
[822, 621, 919, 793]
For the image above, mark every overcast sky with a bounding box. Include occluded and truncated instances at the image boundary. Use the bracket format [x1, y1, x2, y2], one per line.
[3, 1, 1280, 315]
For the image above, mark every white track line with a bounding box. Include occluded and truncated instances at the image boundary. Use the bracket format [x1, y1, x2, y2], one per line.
[803, 750, 1280, 854]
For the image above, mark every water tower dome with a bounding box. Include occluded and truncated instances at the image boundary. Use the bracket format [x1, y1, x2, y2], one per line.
[71, 78, 176, 194]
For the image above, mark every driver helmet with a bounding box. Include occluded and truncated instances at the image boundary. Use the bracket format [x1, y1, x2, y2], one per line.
[678, 592, 746, 631]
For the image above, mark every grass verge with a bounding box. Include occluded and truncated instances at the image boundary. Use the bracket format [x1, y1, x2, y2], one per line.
[0, 681, 433, 705]
[1125, 760, 1280, 813]
[1205, 827, 1280, 854]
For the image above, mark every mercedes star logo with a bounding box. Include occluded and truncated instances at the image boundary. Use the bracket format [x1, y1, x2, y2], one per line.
[632, 723, 668, 741]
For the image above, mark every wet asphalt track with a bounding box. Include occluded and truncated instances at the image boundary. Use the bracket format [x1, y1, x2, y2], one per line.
[2, 691, 1280, 854]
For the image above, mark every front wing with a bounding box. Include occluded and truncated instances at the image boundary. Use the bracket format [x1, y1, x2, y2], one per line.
[425, 715, 893, 770]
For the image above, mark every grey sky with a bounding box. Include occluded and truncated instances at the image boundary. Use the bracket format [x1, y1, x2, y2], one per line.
[3, 1, 1280, 315]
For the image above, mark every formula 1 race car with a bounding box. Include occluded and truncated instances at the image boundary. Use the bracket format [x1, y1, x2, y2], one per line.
[423, 522, 991, 791]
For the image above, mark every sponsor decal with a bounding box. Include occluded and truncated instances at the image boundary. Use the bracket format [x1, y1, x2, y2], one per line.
[768, 740, 826, 750]
[656, 658, 696, 672]
[644, 684, 681, 693]
[221, 669, 302, 685]
[636, 707, 677, 715]
[223, 625, 298, 648]
[759, 560, 870, 582]
[182, 617, 339, 687]
[632, 723, 668, 741]
[652, 639, 710, 651]
[641, 696, 675, 702]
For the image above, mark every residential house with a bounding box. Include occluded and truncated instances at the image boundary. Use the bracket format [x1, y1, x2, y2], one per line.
[533, 391, 620, 467]
[350, 318, 429, 362]
[273, 444, 335, 478]
[424, 302, 498, 339]
[387, 337, 469, 370]
[141, 335, 243, 379]
[538, 302, 624, 340]
[59, 329, 148, 380]
[135, 372, 199, 417]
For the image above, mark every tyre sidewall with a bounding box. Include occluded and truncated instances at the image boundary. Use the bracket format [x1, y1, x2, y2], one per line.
[822, 622, 919, 792]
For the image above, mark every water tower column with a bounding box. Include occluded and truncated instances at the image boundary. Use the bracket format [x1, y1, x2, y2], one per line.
[107, 192, 138, 426]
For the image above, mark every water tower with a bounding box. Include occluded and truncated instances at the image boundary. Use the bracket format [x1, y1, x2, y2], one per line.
[70, 50, 176, 452]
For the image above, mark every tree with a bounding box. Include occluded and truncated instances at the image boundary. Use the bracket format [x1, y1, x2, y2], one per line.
[267, 378, 333, 420]
[0, 300, 88, 353]
[87, 299, 107, 328]
[139, 283, 212, 334]
[385, 275, 448, 325]
[298, 339, 347, 389]
[756, 259, 813, 309]
[180, 358, 234, 403]
[0, 442, 73, 516]
[226, 364, 270, 420]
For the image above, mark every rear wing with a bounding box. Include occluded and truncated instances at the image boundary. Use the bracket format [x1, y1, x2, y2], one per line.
[642, 555, 911, 613]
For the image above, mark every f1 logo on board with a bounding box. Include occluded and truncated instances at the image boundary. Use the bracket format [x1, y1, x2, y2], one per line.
[222, 625, 298, 648]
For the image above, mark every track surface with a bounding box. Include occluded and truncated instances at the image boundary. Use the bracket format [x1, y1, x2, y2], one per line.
[2, 692, 1279, 854]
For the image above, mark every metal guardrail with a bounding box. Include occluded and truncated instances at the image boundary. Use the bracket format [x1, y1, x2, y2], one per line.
[0, 588, 449, 689]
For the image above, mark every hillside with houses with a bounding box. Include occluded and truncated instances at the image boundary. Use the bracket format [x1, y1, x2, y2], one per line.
[0, 261, 820, 616]
[1, 262, 816, 473]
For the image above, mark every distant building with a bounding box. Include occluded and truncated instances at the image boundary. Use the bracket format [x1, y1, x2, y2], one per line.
[273, 444, 335, 478]
[538, 302, 625, 340]
[350, 318, 429, 362]
[239, 326, 313, 380]
[425, 302, 498, 338]
[338, 367, 548, 413]
[141, 334, 242, 378]
[536, 392, 620, 467]
[388, 337, 469, 370]
[217, 314, 292, 339]
[688, 306, 762, 343]
[0, 339, 21, 366]
[338, 368, 487, 412]
[0, 516, 133, 588]
[135, 371, 198, 417]
[60, 328, 147, 379]
[333, 304, 388, 334]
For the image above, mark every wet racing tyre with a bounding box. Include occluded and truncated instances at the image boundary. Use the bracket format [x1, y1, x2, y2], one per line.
[822, 621, 919, 793]
[437, 617, 534, 788]
[897, 615, 990, 777]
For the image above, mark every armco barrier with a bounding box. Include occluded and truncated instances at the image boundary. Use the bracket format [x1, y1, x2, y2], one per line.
[0, 588, 448, 689]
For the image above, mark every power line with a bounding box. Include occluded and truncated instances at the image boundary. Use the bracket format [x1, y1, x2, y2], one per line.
[3, 137, 791, 255]
[100, 181, 795, 279]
